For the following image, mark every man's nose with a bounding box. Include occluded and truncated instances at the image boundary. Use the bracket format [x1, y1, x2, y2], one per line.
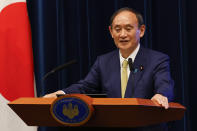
[120, 29, 127, 38]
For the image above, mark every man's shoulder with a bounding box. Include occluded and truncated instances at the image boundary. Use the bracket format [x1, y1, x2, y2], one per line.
[141, 46, 169, 59]
[94, 49, 119, 65]
[98, 49, 118, 58]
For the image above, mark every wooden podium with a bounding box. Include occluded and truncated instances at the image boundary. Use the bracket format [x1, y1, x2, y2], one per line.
[8, 94, 186, 127]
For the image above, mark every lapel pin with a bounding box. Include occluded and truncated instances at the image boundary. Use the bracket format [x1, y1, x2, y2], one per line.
[140, 65, 144, 71]
[134, 68, 138, 73]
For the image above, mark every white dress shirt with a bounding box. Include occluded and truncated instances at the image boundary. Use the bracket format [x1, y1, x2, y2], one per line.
[119, 44, 140, 78]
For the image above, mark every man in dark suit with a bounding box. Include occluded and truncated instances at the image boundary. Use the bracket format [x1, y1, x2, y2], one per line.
[44, 7, 174, 108]
[44, 7, 174, 130]
[44, 7, 174, 124]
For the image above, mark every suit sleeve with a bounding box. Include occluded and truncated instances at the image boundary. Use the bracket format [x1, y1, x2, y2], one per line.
[62, 57, 101, 94]
[153, 55, 174, 102]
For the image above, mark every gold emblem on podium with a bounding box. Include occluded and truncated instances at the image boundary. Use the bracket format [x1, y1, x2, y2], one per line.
[63, 102, 79, 119]
[50, 94, 94, 126]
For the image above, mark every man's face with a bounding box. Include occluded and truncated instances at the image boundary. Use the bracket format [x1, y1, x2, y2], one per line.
[109, 11, 145, 54]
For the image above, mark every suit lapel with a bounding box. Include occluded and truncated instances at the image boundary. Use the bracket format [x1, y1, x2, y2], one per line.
[125, 46, 147, 98]
[109, 50, 122, 97]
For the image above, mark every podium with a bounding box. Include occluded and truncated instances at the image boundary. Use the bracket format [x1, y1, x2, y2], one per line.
[8, 94, 186, 127]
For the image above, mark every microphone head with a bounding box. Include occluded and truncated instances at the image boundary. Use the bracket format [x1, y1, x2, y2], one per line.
[128, 58, 132, 63]
[128, 58, 134, 71]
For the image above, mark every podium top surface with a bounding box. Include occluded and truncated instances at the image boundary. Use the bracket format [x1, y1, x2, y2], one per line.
[9, 97, 186, 109]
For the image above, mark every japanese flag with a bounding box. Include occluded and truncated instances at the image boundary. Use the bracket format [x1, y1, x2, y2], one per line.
[0, 0, 37, 130]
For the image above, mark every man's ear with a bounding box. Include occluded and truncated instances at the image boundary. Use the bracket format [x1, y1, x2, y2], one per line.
[109, 26, 113, 38]
[139, 25, 146, 38]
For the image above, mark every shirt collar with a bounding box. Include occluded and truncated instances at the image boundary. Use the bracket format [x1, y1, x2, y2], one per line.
[119, 44, 140, 68]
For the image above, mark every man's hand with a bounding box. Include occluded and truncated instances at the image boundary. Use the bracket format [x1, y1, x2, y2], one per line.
[151, 94, 169, 109]
[43, 90, 65, 98]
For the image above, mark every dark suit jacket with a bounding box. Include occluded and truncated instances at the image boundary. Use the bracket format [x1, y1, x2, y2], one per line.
[62, 46, 174, 131]
[63, 46, 174, 101]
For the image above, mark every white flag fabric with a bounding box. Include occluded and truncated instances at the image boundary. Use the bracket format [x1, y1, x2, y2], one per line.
[0, 94, 37, 131]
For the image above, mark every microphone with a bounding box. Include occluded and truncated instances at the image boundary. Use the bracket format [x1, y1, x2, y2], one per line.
[42, 59, 77, 80]
[128, 58, 134, 71]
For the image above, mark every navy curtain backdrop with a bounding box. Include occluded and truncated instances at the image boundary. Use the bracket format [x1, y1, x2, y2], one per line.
[26, 0, 197, 131]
